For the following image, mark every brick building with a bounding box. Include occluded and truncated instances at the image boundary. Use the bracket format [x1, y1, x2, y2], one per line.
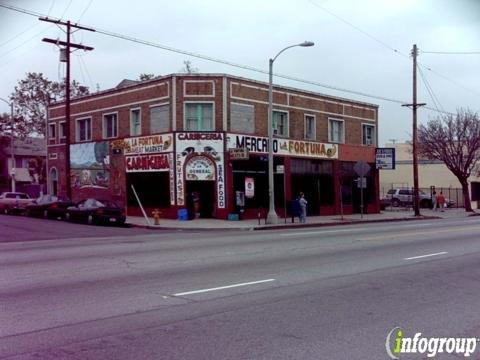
[47, 73, 380, 219]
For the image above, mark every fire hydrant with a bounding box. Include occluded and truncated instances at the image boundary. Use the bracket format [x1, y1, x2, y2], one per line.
[152, 209, 161, 225]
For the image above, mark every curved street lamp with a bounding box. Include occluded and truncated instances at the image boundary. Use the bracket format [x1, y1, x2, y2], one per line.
[266, 41, 314, 224]
[0, 97, 15, 192]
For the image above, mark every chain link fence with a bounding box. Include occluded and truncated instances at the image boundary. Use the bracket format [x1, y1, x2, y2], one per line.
[380, 184, 465, 210]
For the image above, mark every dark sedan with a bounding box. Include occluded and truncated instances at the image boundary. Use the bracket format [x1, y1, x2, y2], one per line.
[26, 195, 75, 219]
[65, 199, 126, 226]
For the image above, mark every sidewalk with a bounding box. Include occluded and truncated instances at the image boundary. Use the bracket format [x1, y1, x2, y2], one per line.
[127, 208, 478, 231]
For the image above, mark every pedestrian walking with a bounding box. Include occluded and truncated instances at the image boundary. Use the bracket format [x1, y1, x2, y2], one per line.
[298, 192, 308, 223]
[437, 191, 446, 212]
[432, 190, 437, 211]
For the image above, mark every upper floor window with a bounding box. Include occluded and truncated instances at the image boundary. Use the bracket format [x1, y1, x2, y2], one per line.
[76, 117, 92, 142]
[48, 123, 56, 139]
[362, 124, 375, 146]
[304, 115, 316, 140]
[130, 108, 141, 136]
[150, 104, 170, 133]
[328, 118, 344, 143]
[59, 122, 66, 139]
[185, 103, 214, 131]
[230, 103, 254, 133]
[273, 111, 288, 137]
[103, 113, 118, 139]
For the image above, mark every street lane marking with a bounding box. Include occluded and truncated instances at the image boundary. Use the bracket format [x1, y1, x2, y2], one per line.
[359, 225, 480, 241]
[404, 252, 448, 260]
[280, 223, 435, 237]
[173, 279, 276, 296]
[281, 228, 370, 237]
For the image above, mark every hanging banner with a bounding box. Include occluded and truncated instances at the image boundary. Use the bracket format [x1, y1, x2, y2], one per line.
[226, 133, 338, 159]
[111, 134, 173, 155]
[126, 153, 170, 172]
[245, 177, 255, 198]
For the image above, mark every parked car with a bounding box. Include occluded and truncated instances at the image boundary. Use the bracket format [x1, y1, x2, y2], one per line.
[25, 195, 75, 219]
[65, 198, 126, 225]
[382, 188, 455, 208]
[0, 192, 34, 214]
[383, 188, 433, 208]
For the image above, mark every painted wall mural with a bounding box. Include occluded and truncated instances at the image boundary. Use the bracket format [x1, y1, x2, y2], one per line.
[70, 142, 110, 189]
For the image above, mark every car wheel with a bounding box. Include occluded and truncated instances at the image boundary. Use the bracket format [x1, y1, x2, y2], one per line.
[392, 199, 401, 207]
[65, 212, 71, 221]
[43, 210, 49, 219]
[87, 214, 93, 225]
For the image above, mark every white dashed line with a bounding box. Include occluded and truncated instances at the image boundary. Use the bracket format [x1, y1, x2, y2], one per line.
[404, 252, 448, 260]
[173, 279, 276, 296]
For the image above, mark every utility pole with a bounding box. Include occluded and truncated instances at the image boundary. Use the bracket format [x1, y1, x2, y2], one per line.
[40, 17, 94, 199]
[402, 44, 426, 217]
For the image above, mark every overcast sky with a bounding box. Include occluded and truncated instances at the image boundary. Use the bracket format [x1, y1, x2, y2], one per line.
[1, 0, 479, 145]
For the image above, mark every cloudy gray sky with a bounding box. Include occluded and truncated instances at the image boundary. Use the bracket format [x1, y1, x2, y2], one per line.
[1, 0, 479, 145]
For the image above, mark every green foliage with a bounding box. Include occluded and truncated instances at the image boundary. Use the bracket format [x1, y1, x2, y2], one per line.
[7, 72, 89, 137]
[138, 73, 156, 81]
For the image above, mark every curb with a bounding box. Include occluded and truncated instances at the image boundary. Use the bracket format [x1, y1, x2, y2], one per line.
[127, 215, 442, 232]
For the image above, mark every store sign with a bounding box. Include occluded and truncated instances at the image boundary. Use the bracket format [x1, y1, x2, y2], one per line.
[245, 177, 255, 198]
[112, 134, 173, 155]
[126, 154, 170, 172]
[229, 147, 249, 160]
[185, 156, 215, 181]
[226, 133, 338, 159]
[375, 148, 396, 170]
[175, 132, 225, 208]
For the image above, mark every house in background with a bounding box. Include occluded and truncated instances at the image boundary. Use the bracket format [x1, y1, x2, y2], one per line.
[0, 136, 46, 196]
[380, 142, 480, 209]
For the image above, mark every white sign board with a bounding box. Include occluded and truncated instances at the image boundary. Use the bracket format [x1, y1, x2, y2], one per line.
[175, 133, 225, 208]
[226, 133, 338, 159]
[376, 148, 396, 170]
[245, 177, 255, 198]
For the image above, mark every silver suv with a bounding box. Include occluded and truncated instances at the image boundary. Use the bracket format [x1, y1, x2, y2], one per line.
[384, 188, 432, 208]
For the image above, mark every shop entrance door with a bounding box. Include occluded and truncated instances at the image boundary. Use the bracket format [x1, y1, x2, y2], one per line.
[186, 181, 215, 218]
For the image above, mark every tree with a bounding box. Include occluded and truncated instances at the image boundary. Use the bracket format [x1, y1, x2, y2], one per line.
[138, 73, 156, 81]
[417, 109, 480, 212]
[180, 60, 198, 74]
[7, 72, 89, 137]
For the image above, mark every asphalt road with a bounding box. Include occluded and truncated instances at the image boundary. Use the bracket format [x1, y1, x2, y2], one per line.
[1, 215, 480, 359]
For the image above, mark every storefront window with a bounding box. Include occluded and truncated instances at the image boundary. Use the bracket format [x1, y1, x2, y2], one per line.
[291, 159, 334, 214]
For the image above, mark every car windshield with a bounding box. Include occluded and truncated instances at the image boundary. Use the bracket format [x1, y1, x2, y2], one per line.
[36, 195, 58, 204]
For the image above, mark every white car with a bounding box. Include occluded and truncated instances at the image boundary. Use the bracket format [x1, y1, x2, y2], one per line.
[0, 192, 34, 214]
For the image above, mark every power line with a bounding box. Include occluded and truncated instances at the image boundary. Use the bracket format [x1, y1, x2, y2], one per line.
[77, 0, 94, 22]
[0, 3, 467, 115]
[417, 65, 444, 113]
[307, 0, 410, 59]
[306, 0, 479, 98]
[421, 51, 480, 55]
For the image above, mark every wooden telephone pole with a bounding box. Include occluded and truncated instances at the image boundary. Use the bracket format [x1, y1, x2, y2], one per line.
[402, 44, 426, 216]
[40, 18, 94, 199]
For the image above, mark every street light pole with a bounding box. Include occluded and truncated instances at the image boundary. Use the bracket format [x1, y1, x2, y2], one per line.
[266, 41, 314, 224]
[0, 98, 15, 192]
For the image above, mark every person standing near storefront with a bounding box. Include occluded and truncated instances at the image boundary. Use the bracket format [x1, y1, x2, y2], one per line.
[298, 192, 308, 223]
[192, 191, 200, 218]
[432, 190, 437, 211]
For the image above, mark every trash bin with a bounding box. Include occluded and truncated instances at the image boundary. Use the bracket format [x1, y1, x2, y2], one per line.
[177, 208, 189, 221]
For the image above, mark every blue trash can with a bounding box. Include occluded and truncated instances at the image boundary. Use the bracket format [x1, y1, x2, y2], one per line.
[177, 208, 188, 221]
